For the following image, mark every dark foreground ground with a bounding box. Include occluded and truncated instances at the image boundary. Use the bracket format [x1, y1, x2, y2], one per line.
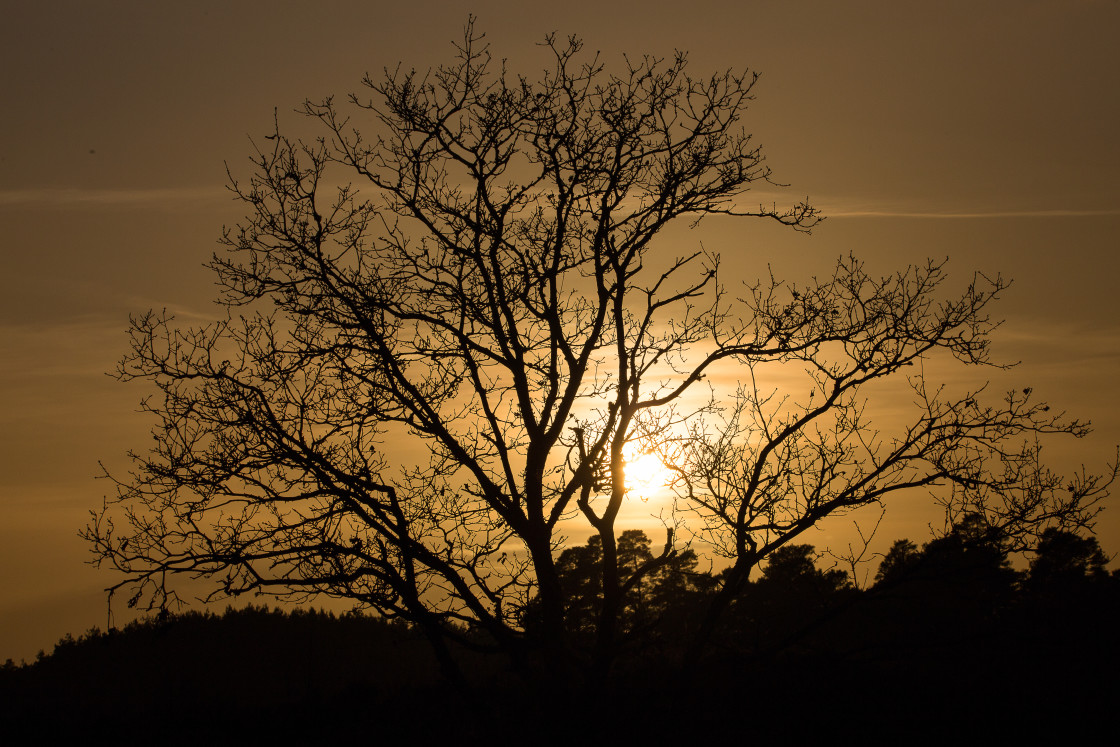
[2, 595, 1116, 744]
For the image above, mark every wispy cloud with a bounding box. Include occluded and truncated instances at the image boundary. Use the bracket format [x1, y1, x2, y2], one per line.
[0, 305, 216, 380]
[0, 186, 228, 208]
[6, 186, 1116, 221]
[803, 192, 1120, 219]
[821, 207, 1120, 219]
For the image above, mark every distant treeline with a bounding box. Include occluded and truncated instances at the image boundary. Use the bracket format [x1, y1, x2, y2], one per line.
[3, 522, 1117, 741]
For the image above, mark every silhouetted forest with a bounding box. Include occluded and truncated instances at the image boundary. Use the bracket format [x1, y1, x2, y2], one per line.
[5, 524, 1118, 741]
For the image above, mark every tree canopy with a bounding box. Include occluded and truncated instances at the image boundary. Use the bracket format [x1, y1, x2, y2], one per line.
[86, 20, 1112, 685]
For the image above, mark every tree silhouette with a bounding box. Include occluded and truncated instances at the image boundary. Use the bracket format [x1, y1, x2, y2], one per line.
[85, 20, 1111, 685]
[757, 544, 850, 593]
[714, 543, 853, 654]
[530, 529, 705, 645]
[874, 538, 921, 586]
[871, 516, 1019, 602]
[861, 515, 1023, 665]
[1027, 527, 1110, 585]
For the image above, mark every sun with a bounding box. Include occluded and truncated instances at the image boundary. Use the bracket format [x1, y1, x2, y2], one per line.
[622, 444, 672, 496]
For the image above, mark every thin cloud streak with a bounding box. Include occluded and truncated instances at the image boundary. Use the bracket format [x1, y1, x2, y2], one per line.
[702, 192, 1120, 221]
[12, 187, 1114, 220]
[0, 186, 228, 208]
[820, 206, 1120, 219]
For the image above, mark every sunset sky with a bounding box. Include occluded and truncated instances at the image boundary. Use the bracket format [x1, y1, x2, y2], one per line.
[2, 0, 1118, 663]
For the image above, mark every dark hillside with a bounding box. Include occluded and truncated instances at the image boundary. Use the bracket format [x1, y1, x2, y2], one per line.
[1, 606, 447, 742]
[5, 536, 1119, 742]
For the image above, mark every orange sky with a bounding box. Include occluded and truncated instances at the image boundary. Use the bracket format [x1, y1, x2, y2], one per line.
[2, 0, 1118, 662]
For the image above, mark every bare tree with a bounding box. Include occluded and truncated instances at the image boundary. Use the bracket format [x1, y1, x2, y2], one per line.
[668, 258, 1114, 654]
[85, 20, 1109, 684]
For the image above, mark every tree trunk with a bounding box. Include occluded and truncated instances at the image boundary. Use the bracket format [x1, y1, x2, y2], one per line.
[684, 560, 751, 670]
[592, 528, 621, 685]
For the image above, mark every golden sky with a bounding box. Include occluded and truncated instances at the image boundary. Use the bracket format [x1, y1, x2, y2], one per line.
[2, 0, 1118, 662]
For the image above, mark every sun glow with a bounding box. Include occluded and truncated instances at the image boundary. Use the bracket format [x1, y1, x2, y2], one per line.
[622, 444, 673, 497]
